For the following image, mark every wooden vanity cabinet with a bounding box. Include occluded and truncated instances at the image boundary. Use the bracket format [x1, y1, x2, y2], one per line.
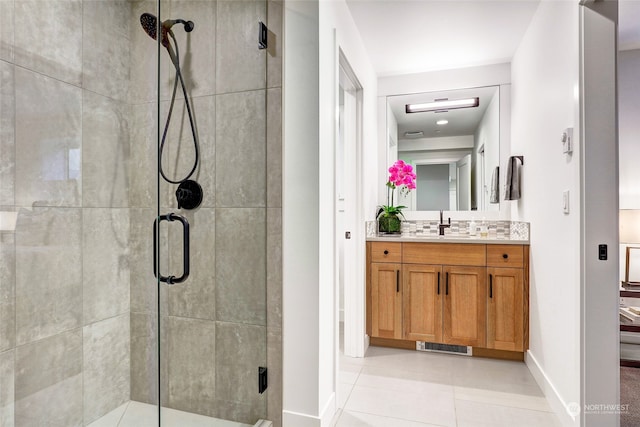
[402, 243, 487, 347]
[442, 265, 487, 347]
[367, 241, 529, 357]
[402, 264, 443, 342]
[369, 242, 403, 339]
[486, 245, 528, 352]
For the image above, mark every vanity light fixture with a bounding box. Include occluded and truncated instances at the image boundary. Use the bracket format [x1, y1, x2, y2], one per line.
[436, 119, 449, 125]
[404, 131, 424, 138]
[406, 97, 480, 114]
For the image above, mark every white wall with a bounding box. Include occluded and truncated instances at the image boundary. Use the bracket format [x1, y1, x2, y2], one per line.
[619, 49, 640, 210]
[510, 2, 581, 425]
[318, 0, 378, 419]
[283, 0, 377, 425]
[283, 1, 321, 424]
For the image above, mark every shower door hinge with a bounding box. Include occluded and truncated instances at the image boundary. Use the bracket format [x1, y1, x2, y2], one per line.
[258, 21, 268, 49]
[258, 366, 268, 394]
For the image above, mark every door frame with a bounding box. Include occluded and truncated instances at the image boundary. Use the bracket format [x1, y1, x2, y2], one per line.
[335, 49, 365, 360]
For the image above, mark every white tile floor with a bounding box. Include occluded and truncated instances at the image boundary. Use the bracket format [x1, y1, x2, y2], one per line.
[88, 401, 256, 427]
[333, 345, 563, 427]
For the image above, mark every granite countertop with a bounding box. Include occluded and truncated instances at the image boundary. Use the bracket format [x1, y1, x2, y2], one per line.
[367, 235, 529, 245]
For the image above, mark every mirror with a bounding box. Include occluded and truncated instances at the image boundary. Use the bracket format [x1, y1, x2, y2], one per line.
[386, 85, 500, 212]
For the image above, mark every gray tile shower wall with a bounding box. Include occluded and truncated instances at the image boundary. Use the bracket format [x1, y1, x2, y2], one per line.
[0, 0, 283, 425]
[2, 0, 134, 424]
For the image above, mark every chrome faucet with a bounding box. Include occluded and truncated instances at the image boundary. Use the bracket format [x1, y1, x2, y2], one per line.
[438, 210, 451, 236]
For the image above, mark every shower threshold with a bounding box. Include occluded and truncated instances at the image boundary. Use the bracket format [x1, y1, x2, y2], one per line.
[88, 401, 271, 427]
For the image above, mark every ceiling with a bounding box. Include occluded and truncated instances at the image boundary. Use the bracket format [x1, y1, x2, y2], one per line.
[346, 0, 640, 138]
[346, 0, 640, 77]
[345, 0, 541, 77]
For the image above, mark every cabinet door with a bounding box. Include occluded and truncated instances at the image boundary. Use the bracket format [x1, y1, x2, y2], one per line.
[371, 263, 402, 339]
[487, 267, 524, 351]
[403, 264, 443, 342]
[443, 265, 486, 347]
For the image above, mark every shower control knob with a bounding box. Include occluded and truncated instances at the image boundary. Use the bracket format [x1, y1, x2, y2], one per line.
[176, 180, 203, 210]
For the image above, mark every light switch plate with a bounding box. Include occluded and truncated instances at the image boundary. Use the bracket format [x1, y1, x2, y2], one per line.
[562, 128, 573, 154]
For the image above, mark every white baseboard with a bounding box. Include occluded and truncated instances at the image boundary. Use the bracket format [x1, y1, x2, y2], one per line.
[525, 350, 579, 427]
[282, 393, 336, 427]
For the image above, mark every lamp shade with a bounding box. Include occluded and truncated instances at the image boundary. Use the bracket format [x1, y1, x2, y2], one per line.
[620, 210, 640, 244]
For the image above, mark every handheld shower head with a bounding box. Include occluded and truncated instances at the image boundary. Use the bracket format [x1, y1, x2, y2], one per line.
[140, 13, 169, 48]
[163, 19, 195, 33]
[140, 13, 194, 43]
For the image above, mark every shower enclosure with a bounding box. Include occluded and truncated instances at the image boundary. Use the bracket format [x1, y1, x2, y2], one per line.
[0, 0, 282, 426]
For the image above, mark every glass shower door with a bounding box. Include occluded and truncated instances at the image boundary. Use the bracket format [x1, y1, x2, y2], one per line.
[151, 0, 271, 426]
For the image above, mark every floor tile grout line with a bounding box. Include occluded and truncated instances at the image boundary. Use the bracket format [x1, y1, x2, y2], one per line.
[452, 395, 553, 413]
[453, 396, 556, 414]
[341, 408, 452, 427]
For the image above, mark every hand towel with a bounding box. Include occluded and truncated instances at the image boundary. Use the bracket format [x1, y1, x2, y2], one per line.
[490, 166, 499, 204]
[504, 156, 521, 200]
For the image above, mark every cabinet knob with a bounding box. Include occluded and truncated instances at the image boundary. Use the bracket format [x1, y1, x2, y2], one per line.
[384, 250, 389, 255]
[503, 254, 509, 259]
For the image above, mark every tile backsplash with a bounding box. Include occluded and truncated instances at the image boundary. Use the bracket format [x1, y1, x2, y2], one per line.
[366, 219, 530, 241]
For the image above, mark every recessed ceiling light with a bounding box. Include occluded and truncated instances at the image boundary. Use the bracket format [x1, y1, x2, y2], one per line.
[406, 97, 480, 114]
[436, 119, 449, 125]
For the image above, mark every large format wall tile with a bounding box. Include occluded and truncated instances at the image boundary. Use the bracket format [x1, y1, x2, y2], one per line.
[216, 0, 266, 94]
[83, 0, 131, 101]
[159, 95, 215, 209]
[267, 0, 282, 89]
[83, 208, 130, 325]
[129, 208, 167, 314]
[130, 312, 158, 405]
[267, 327, 282, 427]
[82, 91, 131, 208]
[216, 90, 266, 208]
[164, 316, 216, 416]
[128, 104, 156, 209]
[15, 329, 83, 427]
[0, 61, 15, 206]
[266, 208, 281, 329]
[267, 88, 282, 208]
[167, 208, 216, 320]
[0, 349, 14, 427]
[164, 0, 216, 99]
[15, 68, 82, 208]
[83, 314, 130, 425]
[15, 208, 82, 345]
[129, 0, 173, 103]
[215, 208, 266, 325]
[215, 322, 266, 423]
[14, 0, 82, 87]
[0, 233, 15, 352]
[0, 0, 14, 62]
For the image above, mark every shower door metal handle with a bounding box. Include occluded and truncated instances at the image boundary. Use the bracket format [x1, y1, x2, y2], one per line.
[153, 213, 190, 285]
